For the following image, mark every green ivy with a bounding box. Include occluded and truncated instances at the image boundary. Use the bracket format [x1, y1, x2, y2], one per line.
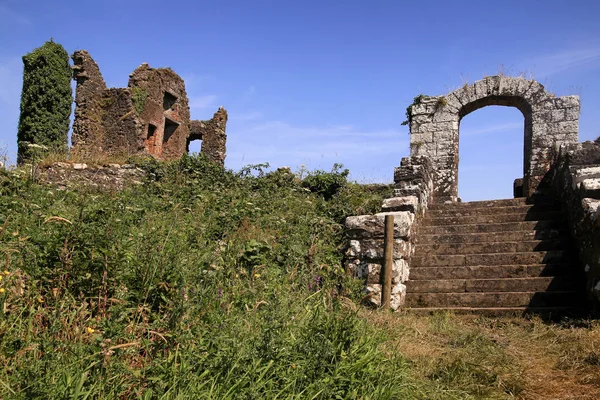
[17, 39, 72, 164]
[131, 86, 147, 115]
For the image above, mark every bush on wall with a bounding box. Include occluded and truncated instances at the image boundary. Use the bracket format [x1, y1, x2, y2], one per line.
[17, 39, 72, 164]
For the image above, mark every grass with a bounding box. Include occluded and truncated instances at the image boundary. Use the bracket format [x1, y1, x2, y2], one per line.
[368, 310, 600, 399]
[0, 153, 598, 398]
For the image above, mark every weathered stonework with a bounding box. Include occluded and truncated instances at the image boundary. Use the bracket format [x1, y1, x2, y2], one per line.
[344, 155, 433, 309]
[189, 107, 228, 166]
[549, 140, 600, 308]
[407, 76, 580, 202]
[37, 162, 145, 191]
[71, 50, 107, 155]
[71, 50, 227, 164]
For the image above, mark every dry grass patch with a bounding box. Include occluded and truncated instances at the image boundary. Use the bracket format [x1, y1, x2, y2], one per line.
[363, 310, 600, 399]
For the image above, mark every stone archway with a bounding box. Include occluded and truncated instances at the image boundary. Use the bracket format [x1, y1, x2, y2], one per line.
[407, 76, 580, 203]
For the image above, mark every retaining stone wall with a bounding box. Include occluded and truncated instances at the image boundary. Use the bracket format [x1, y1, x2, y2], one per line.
[344, 156, 432, 309]
[549, 140, 600, 307]
[36, 162, 145, 191]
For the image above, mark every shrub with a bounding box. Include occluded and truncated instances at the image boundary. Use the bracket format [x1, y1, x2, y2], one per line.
[17, 39, 72, 164]
[302, 163, 349, 200]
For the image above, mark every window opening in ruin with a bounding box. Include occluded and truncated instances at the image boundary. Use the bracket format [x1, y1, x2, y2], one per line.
[147, 123, 157, 139]
[163, 118, 179, 143]
[458, 106, 524, 201]
[163, 92, 177, 110]
[186, 138, 203, 154]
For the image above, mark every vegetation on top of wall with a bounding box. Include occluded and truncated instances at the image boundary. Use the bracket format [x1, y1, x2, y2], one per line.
[131, 86, 148, 115]
[401, 94, 427, 127]
[17, 39, 72, 164]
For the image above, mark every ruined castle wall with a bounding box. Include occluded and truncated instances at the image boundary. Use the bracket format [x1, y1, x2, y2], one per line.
[100, 88, 143, 156]
[550, 140, 600, 308]
[71, 50, 107, 155]
[190, 107, 228, 166]
[408, 76, 580, 202]
[128, 64, 190, 160]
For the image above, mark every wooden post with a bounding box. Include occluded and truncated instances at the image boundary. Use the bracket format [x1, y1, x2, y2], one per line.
[381, 215, 394, 309]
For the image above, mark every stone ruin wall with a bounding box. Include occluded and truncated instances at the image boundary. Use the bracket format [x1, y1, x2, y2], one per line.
[344, 76, 598, 310]
[71, 50, 227, 165]
[344, 156, 433, 309]
[407, 76, 580, 202]
[549, 139, 600, 307]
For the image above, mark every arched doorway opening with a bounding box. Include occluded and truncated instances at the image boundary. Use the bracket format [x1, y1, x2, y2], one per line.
[406, 76, 579, 203]
[458, 106, 524, 201]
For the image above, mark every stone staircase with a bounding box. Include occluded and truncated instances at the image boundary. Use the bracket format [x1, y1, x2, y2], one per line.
[405, 197, 586, 315]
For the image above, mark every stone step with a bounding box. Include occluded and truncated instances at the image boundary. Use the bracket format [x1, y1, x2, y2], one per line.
[405, 291, 583, 308]
[403, 307, 587, 317]
[405, 277, 578, 293]
[422, 211, 563, 226]
[417, 229, 564, 244]
[428, 198, 527, 210]
[412, 251, 568, 267]
[419, 220, 562, 235]
[408, 264, 574, 280]
[426, 204, 558, 218]
[427, 197, 558, 211]
[414, 240, 566, 255]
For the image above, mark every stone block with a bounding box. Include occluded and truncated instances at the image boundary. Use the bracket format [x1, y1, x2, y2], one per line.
[365, 284, 381, 307]
[382, 196, 419, 213]
[357, 238, 410, 260]
[442, 94, 461, 113]
[347, 240, 361, 257]
[410, 132, 434, 144]
[345, 212, 414, 239]
[554, 95, 580, 109]
[432, 109, 458, 123]
[390, 283, 406, 310]
[582, 198, 600, 223]
[565, 108, 580, 121]
[573, 166, 600, 190]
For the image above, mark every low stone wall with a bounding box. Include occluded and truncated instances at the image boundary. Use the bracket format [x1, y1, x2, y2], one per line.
[549, 139, 600, 307]
[36, 162, 145, 191]
[344, 156, 432, 309]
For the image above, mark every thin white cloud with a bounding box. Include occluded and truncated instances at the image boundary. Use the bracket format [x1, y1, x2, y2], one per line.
[189, 94, 217, 110]
[226, 120, 408, 177]
[529, 45, 600, 77]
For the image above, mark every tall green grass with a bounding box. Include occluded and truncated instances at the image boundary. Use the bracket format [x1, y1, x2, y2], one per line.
[0, 155, 415, 399]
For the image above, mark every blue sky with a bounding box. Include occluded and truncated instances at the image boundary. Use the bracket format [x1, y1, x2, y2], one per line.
[1, 0, 599, 200]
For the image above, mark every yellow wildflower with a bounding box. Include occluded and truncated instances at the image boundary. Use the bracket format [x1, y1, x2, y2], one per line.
[86, 327, 95, 334]
[37, 297, 44, 303]
[0, 288, 5, 293]
[254, 274, 261, 278]
[3, 270, 9, 276]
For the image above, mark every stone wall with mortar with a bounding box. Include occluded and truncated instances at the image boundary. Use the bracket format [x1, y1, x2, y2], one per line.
[344, 156, 433, 309]
[407, 76, 580, 203]
[549, 139, 600, 308]
[71, 50, 227, 164]
[189, 107, 228, 166]
[36, 162, 145, 191]
[71, 50, 107, 156]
